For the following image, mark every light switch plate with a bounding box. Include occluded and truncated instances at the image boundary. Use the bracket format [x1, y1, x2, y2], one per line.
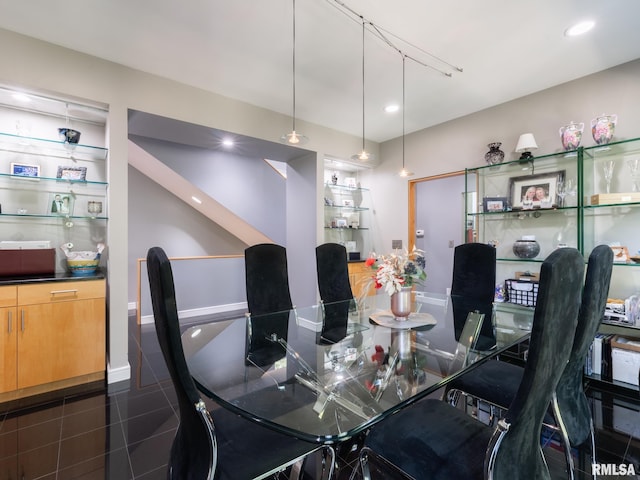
[392, 240, 402, 249]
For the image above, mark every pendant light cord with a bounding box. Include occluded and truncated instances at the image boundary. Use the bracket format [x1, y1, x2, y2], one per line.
[402, 54, 405, 168]
[292, 0, 297, 132]
[360, 17, 365, 152]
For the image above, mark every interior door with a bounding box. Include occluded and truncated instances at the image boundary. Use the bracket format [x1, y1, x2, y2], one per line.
[411, 172, 475, 295]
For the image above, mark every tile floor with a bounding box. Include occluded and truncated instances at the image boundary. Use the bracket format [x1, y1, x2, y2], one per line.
[1, 313, 639, 479]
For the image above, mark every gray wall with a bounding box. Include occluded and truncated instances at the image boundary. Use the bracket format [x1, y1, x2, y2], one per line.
[128, 165, 248, 302]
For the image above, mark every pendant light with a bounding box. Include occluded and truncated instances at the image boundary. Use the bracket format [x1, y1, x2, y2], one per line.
[399, 55, 413, 177]
[281, 0, 308, 145]
[351, 18, 372, 162]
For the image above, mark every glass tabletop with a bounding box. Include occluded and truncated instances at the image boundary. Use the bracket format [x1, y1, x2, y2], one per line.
[182, 291, 531, 444]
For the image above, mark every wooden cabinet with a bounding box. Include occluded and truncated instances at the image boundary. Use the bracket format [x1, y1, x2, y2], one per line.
[0, 279, 105, 400]
[348, 261, 374, 299]
[0, 286, 17, 393]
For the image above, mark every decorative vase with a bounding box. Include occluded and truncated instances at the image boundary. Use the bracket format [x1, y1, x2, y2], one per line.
[513, 236, 541, 259]
[390, 286, 413, 321]
[591, 114, 617, 145]
[559, 121, 584, 151]
[484, 142, 505, 165]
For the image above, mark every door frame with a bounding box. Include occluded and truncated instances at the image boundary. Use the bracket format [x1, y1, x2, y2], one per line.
[408, 170, 465, 252]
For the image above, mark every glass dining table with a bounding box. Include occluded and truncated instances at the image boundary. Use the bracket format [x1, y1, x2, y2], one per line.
[181, 291, 532, 445]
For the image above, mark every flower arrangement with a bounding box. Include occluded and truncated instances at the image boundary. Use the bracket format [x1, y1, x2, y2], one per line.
[365, 247, 427, 296]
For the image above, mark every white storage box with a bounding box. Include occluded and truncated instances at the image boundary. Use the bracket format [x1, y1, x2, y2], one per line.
[611, 336, 640, 386]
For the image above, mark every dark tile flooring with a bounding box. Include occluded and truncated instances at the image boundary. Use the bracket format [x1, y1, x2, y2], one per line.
[1, 313, 639, 479]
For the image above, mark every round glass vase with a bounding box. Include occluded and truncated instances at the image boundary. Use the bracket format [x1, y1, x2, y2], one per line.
[390, 286, 413, 321]
[484, 142, 505, 165]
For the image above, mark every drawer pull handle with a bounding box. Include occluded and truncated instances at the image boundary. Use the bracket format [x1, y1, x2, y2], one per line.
[7, 311, 11, 333]
[21, 310, 25, 332]
[50, 289, 79, 296]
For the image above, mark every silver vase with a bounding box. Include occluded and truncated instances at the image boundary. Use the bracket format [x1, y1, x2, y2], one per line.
[390, 286, 413, 321]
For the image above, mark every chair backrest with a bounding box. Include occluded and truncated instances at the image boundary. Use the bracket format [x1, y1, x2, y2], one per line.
[451, 243, 496, 349]
[245, 243, 293, 316]
[244, 243, 292, 366]
[490, 247, 584, 480]
[316, 243, 354, 303]
[451, 242, 496, 299]
[147, 247, 216, 479]
[555, 244, 613, 445]
[316, 243, 354, 344]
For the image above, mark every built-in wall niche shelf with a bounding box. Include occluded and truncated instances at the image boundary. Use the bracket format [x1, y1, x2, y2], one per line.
[0, 132, 108, 162]
[0, 86, 107, 126]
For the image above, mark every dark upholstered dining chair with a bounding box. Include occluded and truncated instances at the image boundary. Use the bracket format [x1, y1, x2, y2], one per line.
[244, 243, 294, 366]
[359, 247, 585, 480]
[316, 243, 355, 344]
[445, 244, 613, 478]
[147, 247, 334, 480]
[451, 242, 497, 351]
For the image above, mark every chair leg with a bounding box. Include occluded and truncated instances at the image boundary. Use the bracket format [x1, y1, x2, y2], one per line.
[289, 446, 336, 480]
[590, 418, 597, 480]
[551, 392, 575, 480]
[359, 448, 372, 480]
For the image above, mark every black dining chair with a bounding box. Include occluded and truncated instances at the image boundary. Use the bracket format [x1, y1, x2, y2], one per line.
[244, 243, 294, 366]
[359, 247, 585, 480]
[451, 242, 497, 351]
[316, 243, 355, 344]
[445, 244, 613, 478]
[147, 246, 334, 480]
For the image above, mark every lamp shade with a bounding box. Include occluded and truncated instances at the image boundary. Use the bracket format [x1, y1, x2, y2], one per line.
[515, 133, 538, 153]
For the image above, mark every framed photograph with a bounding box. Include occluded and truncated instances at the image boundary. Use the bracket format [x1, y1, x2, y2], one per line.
[344, 177, 357, 188]
[342, 199, 354, 207]
[482, 196, 509, 212]
[56, 165, 87, 181]
[10, 162, 40, 178]
[335, 218, 348, 228]
[49, 193, 75, 216]
[509, 170, 565, 210]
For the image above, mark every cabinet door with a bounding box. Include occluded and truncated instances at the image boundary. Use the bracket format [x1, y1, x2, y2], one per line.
[0, 306, 17, 393]
[17, 299, 105, 389]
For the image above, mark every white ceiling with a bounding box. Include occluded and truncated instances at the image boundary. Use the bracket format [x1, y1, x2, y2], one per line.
[1, 0, 639, 143]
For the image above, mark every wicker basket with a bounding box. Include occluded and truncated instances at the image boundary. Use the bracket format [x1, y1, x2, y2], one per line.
[505, 278, 539, 307]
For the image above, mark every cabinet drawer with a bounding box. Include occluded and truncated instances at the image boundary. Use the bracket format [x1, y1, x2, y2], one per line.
[0, 286, 17, 307]
[18, 280, 105, 305]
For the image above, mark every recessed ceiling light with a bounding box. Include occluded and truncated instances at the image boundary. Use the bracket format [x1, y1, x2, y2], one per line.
[222, 138, 234, 147]
[384, 104, 400, 113]
[191, 196, 202, 204]
[565, 20, 595, 37]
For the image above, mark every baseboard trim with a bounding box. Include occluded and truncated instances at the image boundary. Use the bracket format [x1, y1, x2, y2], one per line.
[107, 362, 131, 384]
[139, 302, 248, 325]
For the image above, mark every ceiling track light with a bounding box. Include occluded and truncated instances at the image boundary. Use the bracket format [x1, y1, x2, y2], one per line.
[281, 0, 308, 146]
[351, 18, 372, 162]
[399, 55, 413, 178]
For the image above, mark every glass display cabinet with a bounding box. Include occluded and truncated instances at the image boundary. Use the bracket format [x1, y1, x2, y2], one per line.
[466, 136, 640, 331]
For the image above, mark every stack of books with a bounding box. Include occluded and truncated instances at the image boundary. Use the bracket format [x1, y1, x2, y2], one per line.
[585, 333, 616, 380]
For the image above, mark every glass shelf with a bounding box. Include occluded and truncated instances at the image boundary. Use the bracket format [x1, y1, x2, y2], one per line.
[0, 212, 107, 221]
[324, 227, 369, 231]
[325, 182, 369, 192]
[0, 132, 108, 161]
[0, 172, 107, 188]
[470, 205, 578, 218]
[324, 205, 369, 212]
